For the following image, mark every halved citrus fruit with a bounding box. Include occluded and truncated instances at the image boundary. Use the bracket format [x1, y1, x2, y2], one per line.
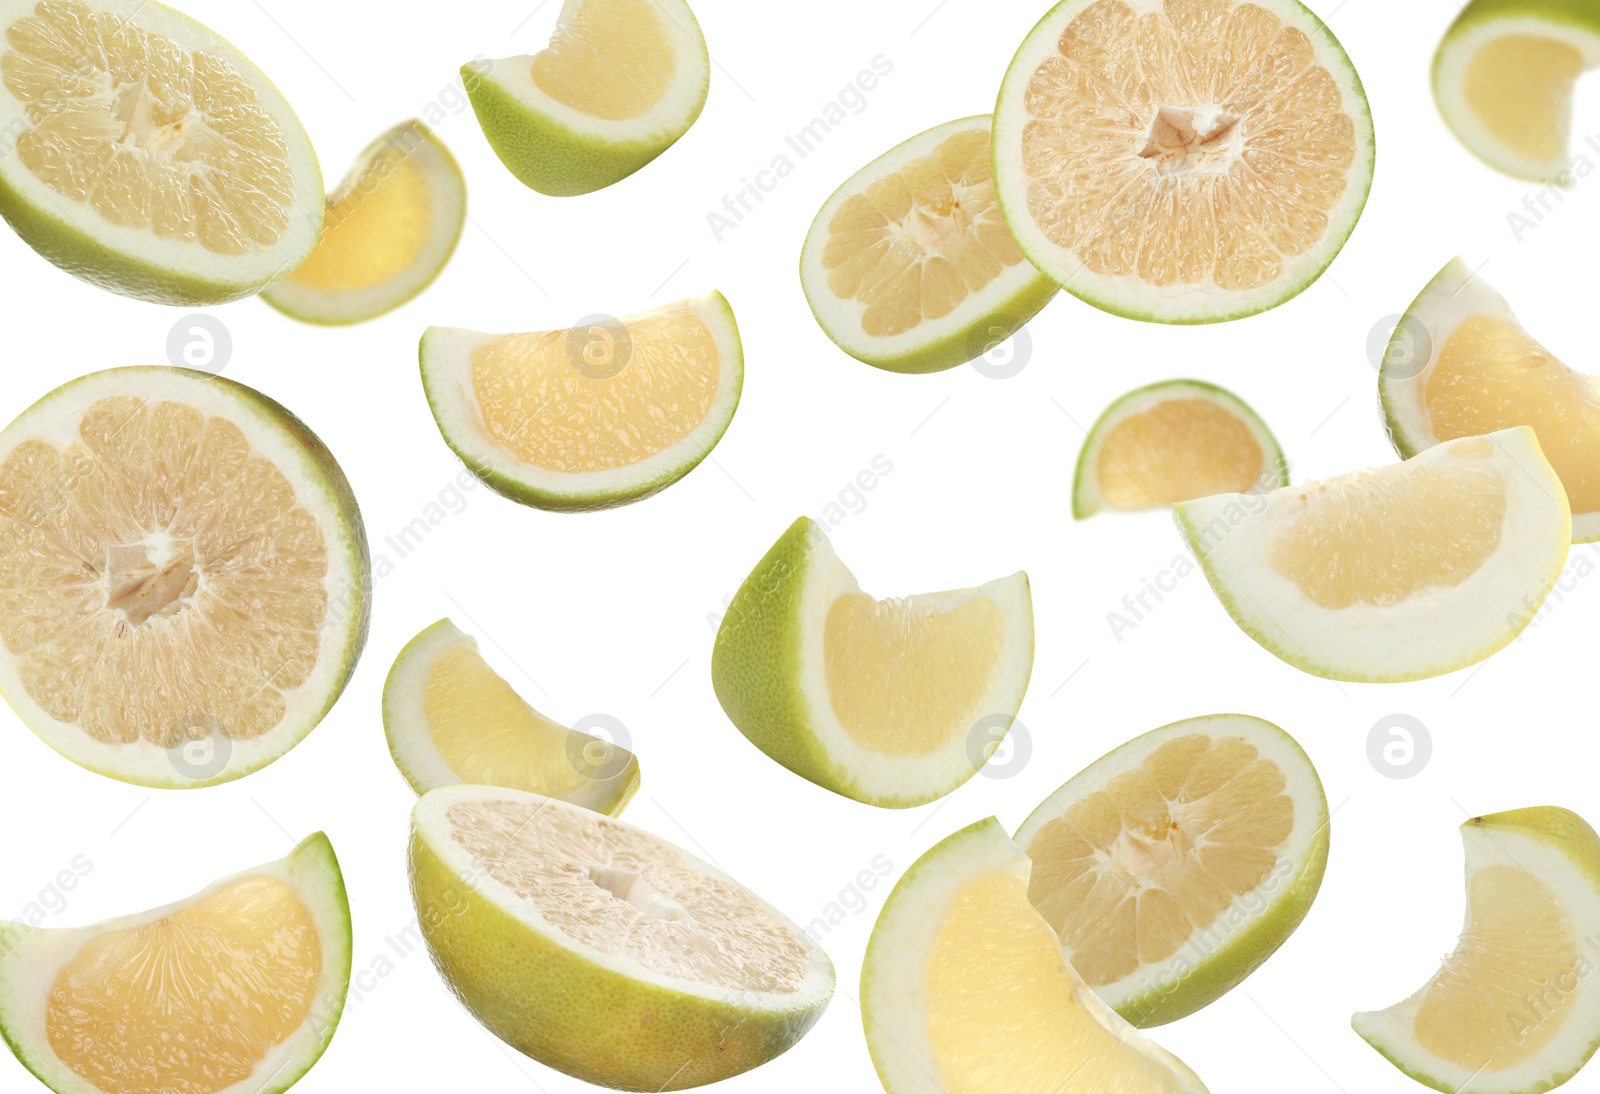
[1015, 714, 1328, 1027]
[0, 0, 323, 304]
[410, 784, 834, 1091]
[1175, 427, 1569, 682]
[798, 115, 1057, 374]
[711, 517, 1034, 808]
[0, 833, 351, 1094]
[263, 120, 465, 325]
[0, 366, 370, 787]
[464, 0, 709, 196]
[1074, 380, 1287, 518]
[420, 291, 742, 511]
[993, 0, 1375, 323]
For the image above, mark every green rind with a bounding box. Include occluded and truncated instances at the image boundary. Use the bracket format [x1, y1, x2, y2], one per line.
[1378, 259, 1458, 462]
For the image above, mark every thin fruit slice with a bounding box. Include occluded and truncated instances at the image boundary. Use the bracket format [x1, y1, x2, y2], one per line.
[1015, 714, 1328, 1027]
[1175, 427, 1569, 682]
[711, 517, 1033, 809]
[421, 291, 742, 511]
[383, 618, 640, 813]
[0, 366, 370, 787]
[863, 817, 1209, 1094]
[0, 833, 351, 1094]
[1353, 807, 1600, 1094]
[1382, 258, 1600, 542]
[0, 0, 323, 305]
[1074, 380, 1287, 518]
[993, 0, 1375, 323]
[464, 0, 709, 196]
[410, 785, 834, 1091]
[798, 115, 1057, 374]
[263, 121, 466, 325]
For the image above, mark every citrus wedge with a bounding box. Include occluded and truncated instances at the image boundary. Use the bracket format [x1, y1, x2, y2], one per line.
[993, 0, 1375, 323]
[410, 785, 834, 1091]
[1074, 380, 1287, 518]
[711, 517, 1033, 808]
[863, 817, 1209, 1094]
[263, 121, 465, 325]
[464, 0, 709, 196]
[0, 366, 370, 787]
[0, 833, 351, 1094]
[798, 115, 1057, 374]
[1353, 807, 1600, 1094]
[0, 0, 323, 305]
[1175, 427, 1570, 682]
[1015, 714, 1328, 1027]
[420, 291, 742, 511]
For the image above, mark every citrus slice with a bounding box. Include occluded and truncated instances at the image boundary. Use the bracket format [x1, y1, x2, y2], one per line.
[1174, 427, 1569, 682]
[262, 121, 466, 325]
[863, 817, 1210, 1094]
[410, 784, 834, 1091]
[1074, 380, 1287, 518]
[993, 0, 1375, 323]
[798, 115, 1057, 374]
[1015, 714, 1328, 1027]
[420, 291, 742, 511]
[1382, 258, 1600, 543]
[0, 0, 323, 305]
[1353, 807, 1600, 1094]
[0, 833, 351, 1094]
[464, 0, 709, 196]
[711, 517, 1034, 809]
[0, 366, 370, 787]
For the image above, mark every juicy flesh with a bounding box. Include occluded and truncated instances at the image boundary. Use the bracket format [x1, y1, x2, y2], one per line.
[0, 396, 329, 748]
[1097, 396, 1268, 508]
[1024, 733, 1293, 987]
[446, 799, 814, 993]
[1019, 0, 1358, 291]
[1464, 35, 1583, 165]
[531, 0, 675, 120]
[821, 126, 1031, 338]
[46, 876, 321, 1094]
[2, 0, 295, 255]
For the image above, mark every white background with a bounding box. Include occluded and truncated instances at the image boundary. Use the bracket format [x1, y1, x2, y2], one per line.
[1, 0, 1598, 1092]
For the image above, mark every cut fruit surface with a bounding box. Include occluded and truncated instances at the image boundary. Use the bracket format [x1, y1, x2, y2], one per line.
[383, 618, 639, 813]
[1074, 380, 1287, 517]
[1175, 427, 1569, 681]
[711, 517, 1033, 808]
[798, 116, 1057, 374]
[863, 817, 1209, 1094]
[993, 0, 1375, 323]
[1015, 714, 1327, 1026]
[1354, 807, 1600, 1094]
[263, 121, 465, 324]
[464, 0, 709, 196]
[409, 785, 834, 1091]
[0, 366, 370, 787]
[0, 833, 351, 1094]
[0, 0, 323, 304]
[421, 291, 742, 511]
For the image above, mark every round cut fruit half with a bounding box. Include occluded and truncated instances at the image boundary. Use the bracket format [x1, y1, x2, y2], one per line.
[1175, 427, 1570, 682]
[1354, 807, 1600, 1094]
[0, 833, 351, 1094]
[863, 817, 1209, 1094]
[1015, 714, 1328, 1027]
[420, 291, 742, 511]
[993, 0, 1375, 323]
[464, 0, 709, 196]
[1074, 380, 1287, 518]
[798, 115, 1057, 374]
[0, 0, 323, 305]
[410, 785, 834, 1092]
[0, 366, 370, 787]
[263, 120, 466, 325]
[711, 517, 1034, 809]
